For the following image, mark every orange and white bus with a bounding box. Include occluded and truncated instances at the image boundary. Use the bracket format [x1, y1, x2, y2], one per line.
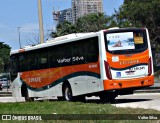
[10, 28, 154, 102]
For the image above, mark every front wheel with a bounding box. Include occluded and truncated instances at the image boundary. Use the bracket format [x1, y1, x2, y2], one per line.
[21, 85, 34, 102]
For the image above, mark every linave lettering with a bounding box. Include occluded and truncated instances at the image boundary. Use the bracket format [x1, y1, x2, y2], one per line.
[29, 77, 41, 83]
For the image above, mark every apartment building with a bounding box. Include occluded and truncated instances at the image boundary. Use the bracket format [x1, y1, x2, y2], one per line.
[58, 8, 73, 24]
[72, 0, 103, 23]
[54, 0, 103, 24]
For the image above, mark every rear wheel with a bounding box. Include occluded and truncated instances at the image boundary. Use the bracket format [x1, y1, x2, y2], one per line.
[62, 82, 86, 102]
[63, 84, 74, 101]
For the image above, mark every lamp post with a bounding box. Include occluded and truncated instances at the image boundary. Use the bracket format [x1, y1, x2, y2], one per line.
[38, 0, 44, 44]
[17, 27, 21, 49]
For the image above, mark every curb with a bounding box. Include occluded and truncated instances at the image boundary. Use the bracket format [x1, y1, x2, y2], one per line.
[0, 91, 12, 97]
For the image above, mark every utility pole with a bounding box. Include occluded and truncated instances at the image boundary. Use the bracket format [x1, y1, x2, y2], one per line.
[17, 27, 21, 49]
[38, 0, 44, 44]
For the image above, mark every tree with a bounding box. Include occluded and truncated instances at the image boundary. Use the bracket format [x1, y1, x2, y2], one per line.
[0, 42, 11, 72]
[50, 21, 77, 38]
[114, 0, 160, 50]
[75, 13, 109, 32]
[51, 13, 112, 38]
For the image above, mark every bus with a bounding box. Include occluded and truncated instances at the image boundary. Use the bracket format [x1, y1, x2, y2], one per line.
[10, 28, 154, 102]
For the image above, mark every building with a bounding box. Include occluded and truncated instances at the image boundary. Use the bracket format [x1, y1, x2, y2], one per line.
[72, 0, 103, 23]
[58, 8, 73, 24]
[53, 8, 73, 24]
[53, 0, 103, 24]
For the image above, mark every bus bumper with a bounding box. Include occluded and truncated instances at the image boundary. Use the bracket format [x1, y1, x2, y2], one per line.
[103, 75, 154, 91]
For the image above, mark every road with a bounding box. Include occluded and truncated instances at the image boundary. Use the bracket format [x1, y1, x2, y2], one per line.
[85, 93, 160, 111]
[113, 93, 160, 111]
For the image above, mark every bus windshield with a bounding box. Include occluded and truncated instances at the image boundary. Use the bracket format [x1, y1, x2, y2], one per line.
[104, 28, 148, 54]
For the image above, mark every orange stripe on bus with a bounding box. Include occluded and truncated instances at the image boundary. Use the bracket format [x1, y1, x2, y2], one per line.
[103, 75, 154, 90]
[20, 62, 100, 88]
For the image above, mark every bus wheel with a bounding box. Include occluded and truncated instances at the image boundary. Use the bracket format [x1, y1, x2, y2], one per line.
[63, 83, 74, 101]
[21, 84, 34, 102]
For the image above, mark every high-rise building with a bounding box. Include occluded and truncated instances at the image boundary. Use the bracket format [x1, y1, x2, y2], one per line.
[53, 0, 103, 24]
[72, 0, 103, 23]
[58, 8, 73, 24]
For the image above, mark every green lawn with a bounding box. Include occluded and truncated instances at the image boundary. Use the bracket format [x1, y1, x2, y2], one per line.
[0, 100, 160, 123]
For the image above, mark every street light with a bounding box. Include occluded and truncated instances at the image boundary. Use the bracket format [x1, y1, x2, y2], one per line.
[37, 0, 44, 44]
[17, 27, 22, 49]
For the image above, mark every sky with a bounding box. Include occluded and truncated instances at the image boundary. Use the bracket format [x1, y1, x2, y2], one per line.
[0, 0, 124, 50]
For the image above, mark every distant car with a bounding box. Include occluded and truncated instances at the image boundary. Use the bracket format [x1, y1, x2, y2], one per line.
[0, 78, 11, 89]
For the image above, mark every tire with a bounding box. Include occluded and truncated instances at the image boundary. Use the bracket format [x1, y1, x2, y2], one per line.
[21, 85, 34, 102]
[25, 92, 34, 102]
[63, 84, 74, 101]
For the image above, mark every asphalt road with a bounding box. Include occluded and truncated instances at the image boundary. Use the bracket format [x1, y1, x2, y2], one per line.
[113, 93, 160, 111]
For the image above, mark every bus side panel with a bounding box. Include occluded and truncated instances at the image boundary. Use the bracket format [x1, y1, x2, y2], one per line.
[68, 62, 102, 96]
[28, 84, 62, 97]
[12, 74, 26, 100]
[19, 61, 101, 97]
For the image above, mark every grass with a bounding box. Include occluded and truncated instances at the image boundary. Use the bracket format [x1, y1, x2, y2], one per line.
[0, 100, 160, 123]
[0, 100, 160, 114]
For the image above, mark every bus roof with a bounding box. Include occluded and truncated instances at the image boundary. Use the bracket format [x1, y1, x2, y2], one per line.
[10, 27, 147, 55]
[10, 32, 98, 55]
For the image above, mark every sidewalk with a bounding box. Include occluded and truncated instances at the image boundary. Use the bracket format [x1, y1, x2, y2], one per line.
[0, 97, 25, 103]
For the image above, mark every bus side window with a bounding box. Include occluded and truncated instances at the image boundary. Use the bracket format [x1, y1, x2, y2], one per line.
[59, 43, 72, 66]
[49, 45, 61, 68]
[85, 37, 99, 63]
[72, 40, 85, 65]
[28, 51, 39, 70]
[10, 55, 18, 81]
[19, 53, 28, 72]
[10, 55, 18, 74]
[39, 48, 49, 69]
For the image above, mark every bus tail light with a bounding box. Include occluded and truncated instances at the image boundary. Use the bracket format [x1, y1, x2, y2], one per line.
[104, 60, 112, 80]
[148, 57, 152, 76]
